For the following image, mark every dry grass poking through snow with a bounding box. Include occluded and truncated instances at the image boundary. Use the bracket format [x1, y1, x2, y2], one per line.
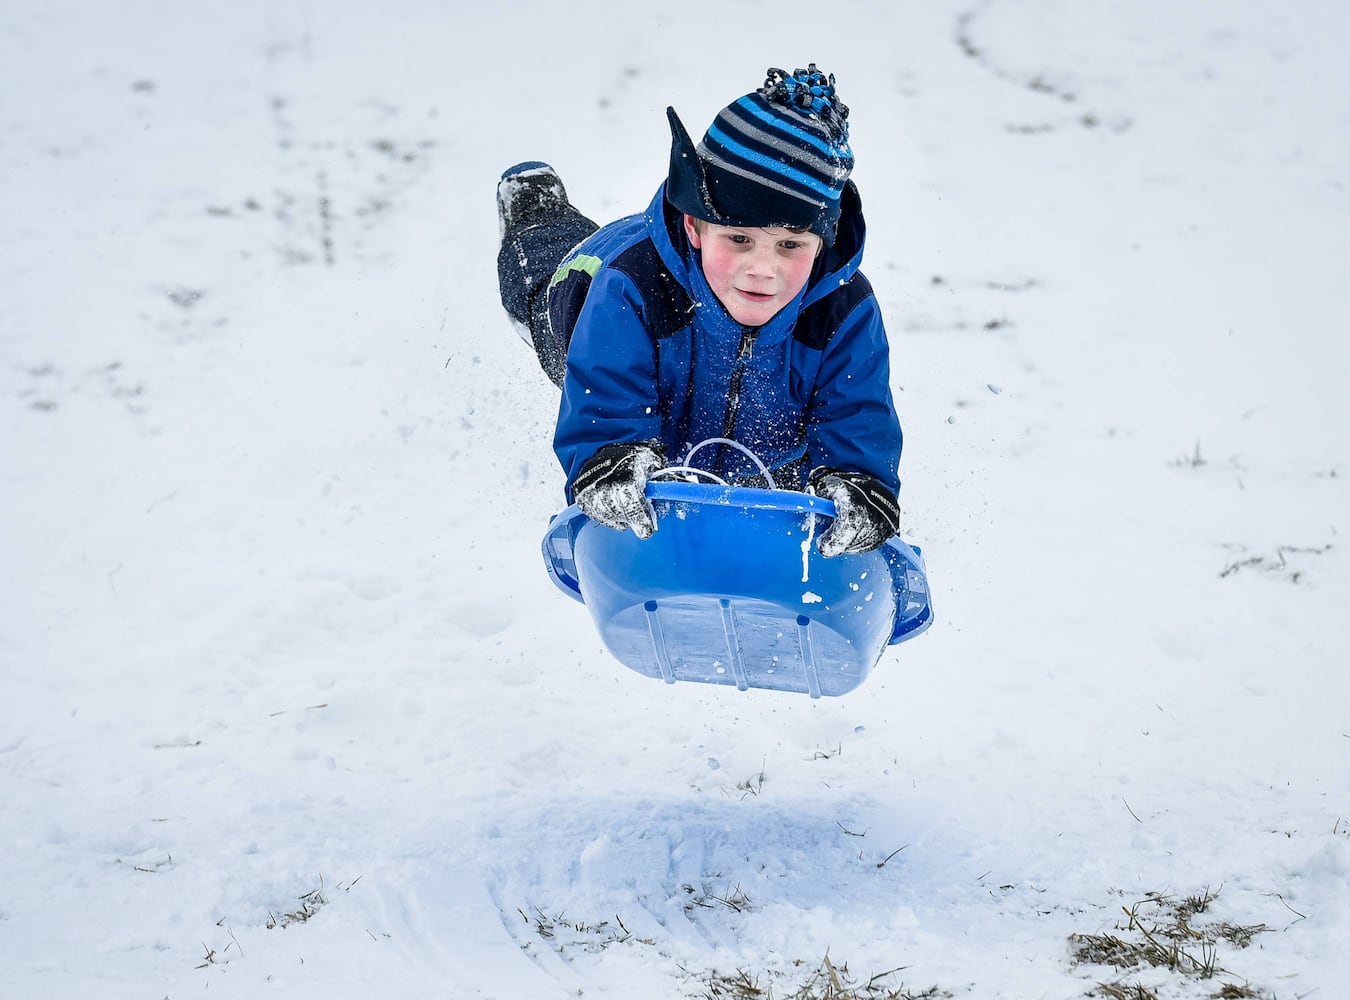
[1068, 887, 1275, 999]
[694, 952, 950, 1000]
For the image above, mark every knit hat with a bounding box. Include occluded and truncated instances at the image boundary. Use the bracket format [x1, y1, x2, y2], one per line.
[666, 65, 853, 245]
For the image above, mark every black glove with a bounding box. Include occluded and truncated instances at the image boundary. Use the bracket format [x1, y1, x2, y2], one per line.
[809, 467, 901, 558]
[573, 442, 666, 539]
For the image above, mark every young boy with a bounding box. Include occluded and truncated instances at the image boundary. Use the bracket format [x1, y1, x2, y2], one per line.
[496, 65, 902, 558]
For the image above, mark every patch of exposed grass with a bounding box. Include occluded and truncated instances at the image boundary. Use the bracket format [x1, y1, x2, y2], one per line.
[519, 905, 651, 952]
[1069, 888, 1273, 999]
[267, 884, 326, 928]
[518, 902, 949, 1000]
[265, 874, 362, 930]
[517, 884, 945, 999]
[736, 759, 769, 798]
[683, 880, 753, 914]
[695, 953, 949, 1000]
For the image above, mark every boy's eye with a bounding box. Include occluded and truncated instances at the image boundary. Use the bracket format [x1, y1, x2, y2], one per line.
[726, 233, 751, 245]
[781, 240, 804, 251]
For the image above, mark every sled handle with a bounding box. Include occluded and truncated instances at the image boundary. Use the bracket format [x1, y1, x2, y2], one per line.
[541, 508, 586, 603]
[644, 480, 837, 518]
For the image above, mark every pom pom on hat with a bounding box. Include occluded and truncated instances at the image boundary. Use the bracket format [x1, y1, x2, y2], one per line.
[667, 64, 854, 245]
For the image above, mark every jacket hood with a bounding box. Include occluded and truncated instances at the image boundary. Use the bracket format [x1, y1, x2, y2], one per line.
[802, 179, 865, 310]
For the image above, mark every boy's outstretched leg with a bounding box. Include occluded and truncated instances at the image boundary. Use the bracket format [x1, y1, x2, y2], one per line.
[496, 162, 598, 386]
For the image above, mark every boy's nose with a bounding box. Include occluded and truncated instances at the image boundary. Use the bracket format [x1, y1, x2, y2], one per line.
[744, 247, 776, 275]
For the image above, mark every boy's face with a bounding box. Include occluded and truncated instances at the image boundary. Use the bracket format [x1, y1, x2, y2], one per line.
[683, 216, 822, 327]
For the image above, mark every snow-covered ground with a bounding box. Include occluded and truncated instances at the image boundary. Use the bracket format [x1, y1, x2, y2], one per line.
[3, 2, 1348, 997]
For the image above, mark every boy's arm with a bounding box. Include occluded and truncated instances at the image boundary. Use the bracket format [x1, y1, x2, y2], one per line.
[553, 268, 665, 500]
[804, 294, 903, 495]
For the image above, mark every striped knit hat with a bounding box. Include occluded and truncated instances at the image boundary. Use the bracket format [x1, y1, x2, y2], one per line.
[666, 65, 853, 245]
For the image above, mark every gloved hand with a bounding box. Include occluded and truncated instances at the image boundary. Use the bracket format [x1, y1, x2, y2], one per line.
[573, 442, 666, 539]
[809, 467, 901, 558]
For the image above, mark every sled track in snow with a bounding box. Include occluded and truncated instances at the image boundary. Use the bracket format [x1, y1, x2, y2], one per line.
[954, 3, 1133, 133]
[473, 795, 919, 992]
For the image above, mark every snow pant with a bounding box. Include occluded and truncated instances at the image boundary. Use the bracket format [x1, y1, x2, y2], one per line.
[496, 208, 598, 388]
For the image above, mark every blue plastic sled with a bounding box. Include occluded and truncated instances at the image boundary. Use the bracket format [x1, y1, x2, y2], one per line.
[541, 481, 932, 698]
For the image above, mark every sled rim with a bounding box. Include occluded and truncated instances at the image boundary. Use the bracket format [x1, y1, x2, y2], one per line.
[542, 481, 930, 645]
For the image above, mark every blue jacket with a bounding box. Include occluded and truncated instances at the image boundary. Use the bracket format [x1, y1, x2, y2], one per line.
[549, 182, 902, 500]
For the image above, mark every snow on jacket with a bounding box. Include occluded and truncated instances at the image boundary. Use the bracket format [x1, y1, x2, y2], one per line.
[549, 181, 902, 501]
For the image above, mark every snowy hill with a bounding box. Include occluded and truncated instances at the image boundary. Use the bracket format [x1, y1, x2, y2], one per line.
[2, 2, 1347, 998]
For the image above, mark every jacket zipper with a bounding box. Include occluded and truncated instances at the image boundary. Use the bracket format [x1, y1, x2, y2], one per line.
[716, 325, 759, 477]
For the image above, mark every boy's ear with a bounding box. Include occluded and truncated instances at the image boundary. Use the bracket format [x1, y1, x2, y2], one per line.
[682, 214, 703, 249]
